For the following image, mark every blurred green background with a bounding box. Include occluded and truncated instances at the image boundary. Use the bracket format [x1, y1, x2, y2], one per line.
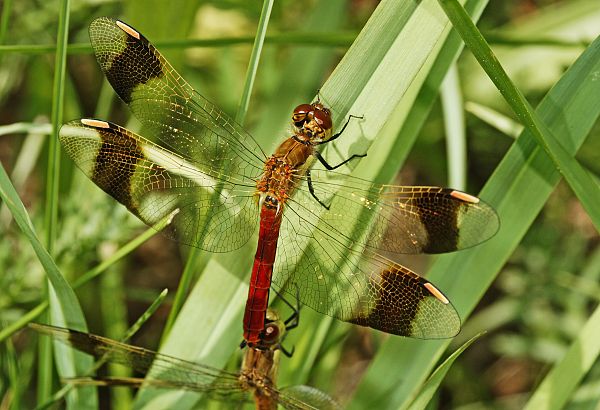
[0, 0, 599, 409]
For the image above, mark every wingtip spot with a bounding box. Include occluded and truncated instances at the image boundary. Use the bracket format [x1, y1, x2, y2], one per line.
[116, 20, 140, 40]
[424, 282, 449, 304]
[450, 190, 479, 204]
[81, 119, 110, 129]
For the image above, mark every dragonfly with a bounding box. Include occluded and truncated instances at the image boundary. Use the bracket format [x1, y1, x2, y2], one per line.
[31, 307, 340, 410]
[60, 17, 499, 346]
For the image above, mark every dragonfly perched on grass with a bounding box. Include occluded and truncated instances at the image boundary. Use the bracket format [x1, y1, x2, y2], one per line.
[60, 17, 499, 346]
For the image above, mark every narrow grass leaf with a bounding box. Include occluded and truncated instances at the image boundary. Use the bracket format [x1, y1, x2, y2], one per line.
[407, 332, 485, 410]
[45, 0, 70, 252]
[441, 64, 467, 189]
[0, 0, 12, 43]
[0, 163, 97, 409]
[465, 101, 523, 138]
[0, 122, 52, 136]
[438, 0, 600, 232]
[236, 0, 274, 124]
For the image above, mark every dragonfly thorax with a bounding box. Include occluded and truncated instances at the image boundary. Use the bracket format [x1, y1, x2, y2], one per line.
[256, 153, 302, 211]
[256, 135, 314, 218]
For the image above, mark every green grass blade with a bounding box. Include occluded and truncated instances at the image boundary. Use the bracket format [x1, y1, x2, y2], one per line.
[441, 64, 466, 189]
[0, 0, 12, 44]
[3, 337, 21, 410]
[351, 28, 600, 410]
[407, 332, 484, 410]
[236, 0, 274, 124]
[44, 0, 69, 253]
[0, 304, 46, 343]
[438, 0, 600, 233]
[0, 33, 358, 56]
[161, 247, 199, 341]
[40, 0, 71, 405]
[73, 216, 172, 288]
[0, 122, 51, 136]
[0, 163, 97, 409]
[125, 289, 170, 342]
[465, 101, 523, 138]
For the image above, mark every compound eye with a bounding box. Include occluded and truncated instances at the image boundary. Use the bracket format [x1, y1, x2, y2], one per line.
[261, 323, 280, 345]
[313, 108, 332, 131]
[292, 104, 313, 123]
[293, 104, 313, 114]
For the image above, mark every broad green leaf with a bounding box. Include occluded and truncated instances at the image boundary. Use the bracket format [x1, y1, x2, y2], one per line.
[351, 24, 600, 410]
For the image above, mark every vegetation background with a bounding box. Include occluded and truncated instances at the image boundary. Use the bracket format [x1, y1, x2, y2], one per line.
[0, 0, 599, 409]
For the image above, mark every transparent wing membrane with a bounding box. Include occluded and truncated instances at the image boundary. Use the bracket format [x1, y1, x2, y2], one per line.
[60, 120, 259, 252]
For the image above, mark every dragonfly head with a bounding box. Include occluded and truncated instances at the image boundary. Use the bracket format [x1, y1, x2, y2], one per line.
[292, 102, 333, 142]
[256, 309, 285, 349]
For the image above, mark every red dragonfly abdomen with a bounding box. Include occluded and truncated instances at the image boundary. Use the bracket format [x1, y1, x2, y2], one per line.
[243, 206, 283, 345]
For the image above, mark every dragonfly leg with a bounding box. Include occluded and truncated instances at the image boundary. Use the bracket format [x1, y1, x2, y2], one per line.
[271, 285, 301, 331]
[307, 169, 331, 210]
[314, 150, 367, 171]
[318, 114, 363, 144]
[283, 284, 301, 331]
[279, 344, 295, 358]
[309, 151, 368, 210]
[312, 113, 366, 174]
[270, 285, 300, 357]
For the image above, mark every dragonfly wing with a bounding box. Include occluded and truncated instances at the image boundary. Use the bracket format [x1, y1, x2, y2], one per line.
[60, 120, 258, 252]
[346, 254, 461, 338]
[279, 385, 341, 410]
[31, 324, 248, 395]
[306, 169, 499, 254]
[88, 17, 266, 173]
[273, 187, 460, 339]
